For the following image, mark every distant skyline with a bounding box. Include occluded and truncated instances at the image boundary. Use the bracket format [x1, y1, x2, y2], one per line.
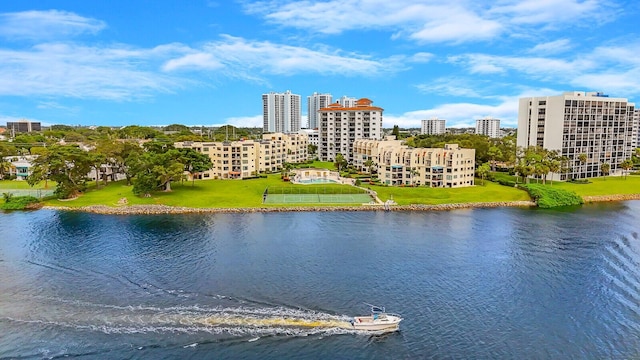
[1, 1, 639, 129]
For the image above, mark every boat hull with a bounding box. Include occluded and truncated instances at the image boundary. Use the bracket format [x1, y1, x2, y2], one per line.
[351, 314, 402, 332]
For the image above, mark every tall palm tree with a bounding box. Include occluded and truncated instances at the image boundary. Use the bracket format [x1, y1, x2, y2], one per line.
[578, 153, 588, 179]
[620, 159, 633, 179]
[600, 162, 610, 180]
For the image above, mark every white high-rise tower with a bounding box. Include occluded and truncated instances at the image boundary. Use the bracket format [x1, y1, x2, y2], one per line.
[307, 92, 332, 129]
[262, 90, 301, 133]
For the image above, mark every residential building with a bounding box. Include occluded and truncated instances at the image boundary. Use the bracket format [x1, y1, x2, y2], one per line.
[262, 90, 301, 133]
[421, 118, 446, 135]
[336, 95, 357, 108]
[517, 91, 637, 180]
[175, 132, 308, 179]
[353, 138, 475, 187]
[307, 92, 332, 129]
[318, 98, 383, 162]
[475, 117, 501, 138]
[6, 120, 41, 134]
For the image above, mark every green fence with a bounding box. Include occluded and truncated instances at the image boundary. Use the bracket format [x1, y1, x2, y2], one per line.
[0, 189, 55, 199]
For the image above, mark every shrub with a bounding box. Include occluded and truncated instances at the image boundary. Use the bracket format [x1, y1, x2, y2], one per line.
[1, 195, 40, 210]
[521, 184, 583, 208]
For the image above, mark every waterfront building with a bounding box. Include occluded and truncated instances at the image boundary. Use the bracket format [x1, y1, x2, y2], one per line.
[318, 98, 383, 162]
[475, 117, 501, 138]
[307, 92, 332, 129]
[517, 91, 637, 180]
[421, 118, 446, 135]
[6, 120, 41, 134]
[262, 91, 301, 133]
[336, 95, 357, 108]
[175, 132, 308, 179]
[353, 138, 475, 187]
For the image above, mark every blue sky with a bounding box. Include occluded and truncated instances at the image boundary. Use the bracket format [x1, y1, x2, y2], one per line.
[1, 0, 639, 129]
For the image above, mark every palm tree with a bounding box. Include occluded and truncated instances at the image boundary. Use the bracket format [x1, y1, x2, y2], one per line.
[600, 162, 610, 180]
[476, 163, 491, 185]
[334, 153, 347, 172]
[409, 167, 420, 186]
[620, 159, 633, 179]
[364, 159, 375, 175]
[578, 153, 588, 179]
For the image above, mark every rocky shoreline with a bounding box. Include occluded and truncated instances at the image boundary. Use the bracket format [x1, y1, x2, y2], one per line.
[39, 194, 640, 215]
[42, 201, 538, 215]
[582, 194, 640, 202]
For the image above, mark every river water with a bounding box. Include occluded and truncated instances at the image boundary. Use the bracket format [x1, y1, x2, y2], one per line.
[1, 203, 639, 359]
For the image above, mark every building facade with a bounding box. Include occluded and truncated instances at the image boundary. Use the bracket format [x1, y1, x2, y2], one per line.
[336, 95, 357, 108]
[318, 98, 383, 162]
[475, 117, 500, 138]
[353, 138, 475, 187]
[262, 90, 301, 133]
[421, 118, 446, 135]
[307, 92, 332, 129]
[517, 91, 638, 180]
[6, 120, 41, 134]
[175, 132, 308, 179]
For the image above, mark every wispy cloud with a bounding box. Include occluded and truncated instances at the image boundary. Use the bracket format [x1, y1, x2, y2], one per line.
[0, 10, 106, 41]
[162, 35, 405, 77]
[491, 0, 617, 27]
[528, 39, 572, 55]
[242, 0, 619, 44]
[0, 42, 189, 100]
[243, 0, 503, 43]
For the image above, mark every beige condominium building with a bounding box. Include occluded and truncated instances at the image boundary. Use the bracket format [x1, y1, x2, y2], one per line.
[353, 138, 475, 187]
[175, 132, 308, 179]
[318, 98, 383, 163]
[517, 91, 638, 180]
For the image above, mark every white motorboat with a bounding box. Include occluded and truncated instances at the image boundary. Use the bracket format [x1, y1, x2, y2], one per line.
[351, 304, 402, 332]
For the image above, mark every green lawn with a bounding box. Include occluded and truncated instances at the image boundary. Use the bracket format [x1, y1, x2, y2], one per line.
[551, 175, 640, 196]
[365, 180, 532, 205]
[34, 173, 640, 209]
[42, 176, 368, 208]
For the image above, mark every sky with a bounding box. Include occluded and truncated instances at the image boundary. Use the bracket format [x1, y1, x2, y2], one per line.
[1, 0, 639, 129]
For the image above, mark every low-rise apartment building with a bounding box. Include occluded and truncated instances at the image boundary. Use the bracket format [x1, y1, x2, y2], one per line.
[353, 138, 475, 187]
[175, 132, 308, 179]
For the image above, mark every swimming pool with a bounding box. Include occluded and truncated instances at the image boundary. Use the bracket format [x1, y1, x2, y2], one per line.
[297, 178, 339, 184]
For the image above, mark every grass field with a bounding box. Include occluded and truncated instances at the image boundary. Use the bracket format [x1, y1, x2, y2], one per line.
[41, 175, 370, 208]
[488, 172, 640, 197]
[27, 173, 640, 209]
[366, 180, 532, 205]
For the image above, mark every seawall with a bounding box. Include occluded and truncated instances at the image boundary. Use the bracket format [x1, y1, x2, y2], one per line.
[42, 201, 537, 215]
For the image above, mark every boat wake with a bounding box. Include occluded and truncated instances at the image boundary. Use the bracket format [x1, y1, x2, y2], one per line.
[2, 296, 359, 338]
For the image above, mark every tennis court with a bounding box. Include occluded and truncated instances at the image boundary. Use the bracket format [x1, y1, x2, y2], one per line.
[263, 186, 373, 204]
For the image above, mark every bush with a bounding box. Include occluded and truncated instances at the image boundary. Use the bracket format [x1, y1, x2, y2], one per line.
[496, 179, 516, 187]
[1, 195, 41, 210]
[521, 184, 583, 208]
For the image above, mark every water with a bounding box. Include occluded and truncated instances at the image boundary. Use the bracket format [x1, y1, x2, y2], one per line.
[1, 203, 639, 359]
[296, 178, 339, 184]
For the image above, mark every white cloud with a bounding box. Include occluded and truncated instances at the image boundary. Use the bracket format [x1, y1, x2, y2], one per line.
[408, 52, 434, 63]
[0, 10, 106, 41]
[528, 39, 572, 55]
[243, 0, 618, 44]
[162, 35, 403, 77]
[243, 0, 503, 43]
[0, 42, 189, 100]
[225, 115, 263, 127]
[491, 0, 616, 27]
[384, 87, 560, 128]
[163, 53, 223, 71]
[416, 77, 485, 98]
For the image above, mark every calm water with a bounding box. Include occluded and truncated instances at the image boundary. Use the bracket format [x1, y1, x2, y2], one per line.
[1, 203, 639, 359]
